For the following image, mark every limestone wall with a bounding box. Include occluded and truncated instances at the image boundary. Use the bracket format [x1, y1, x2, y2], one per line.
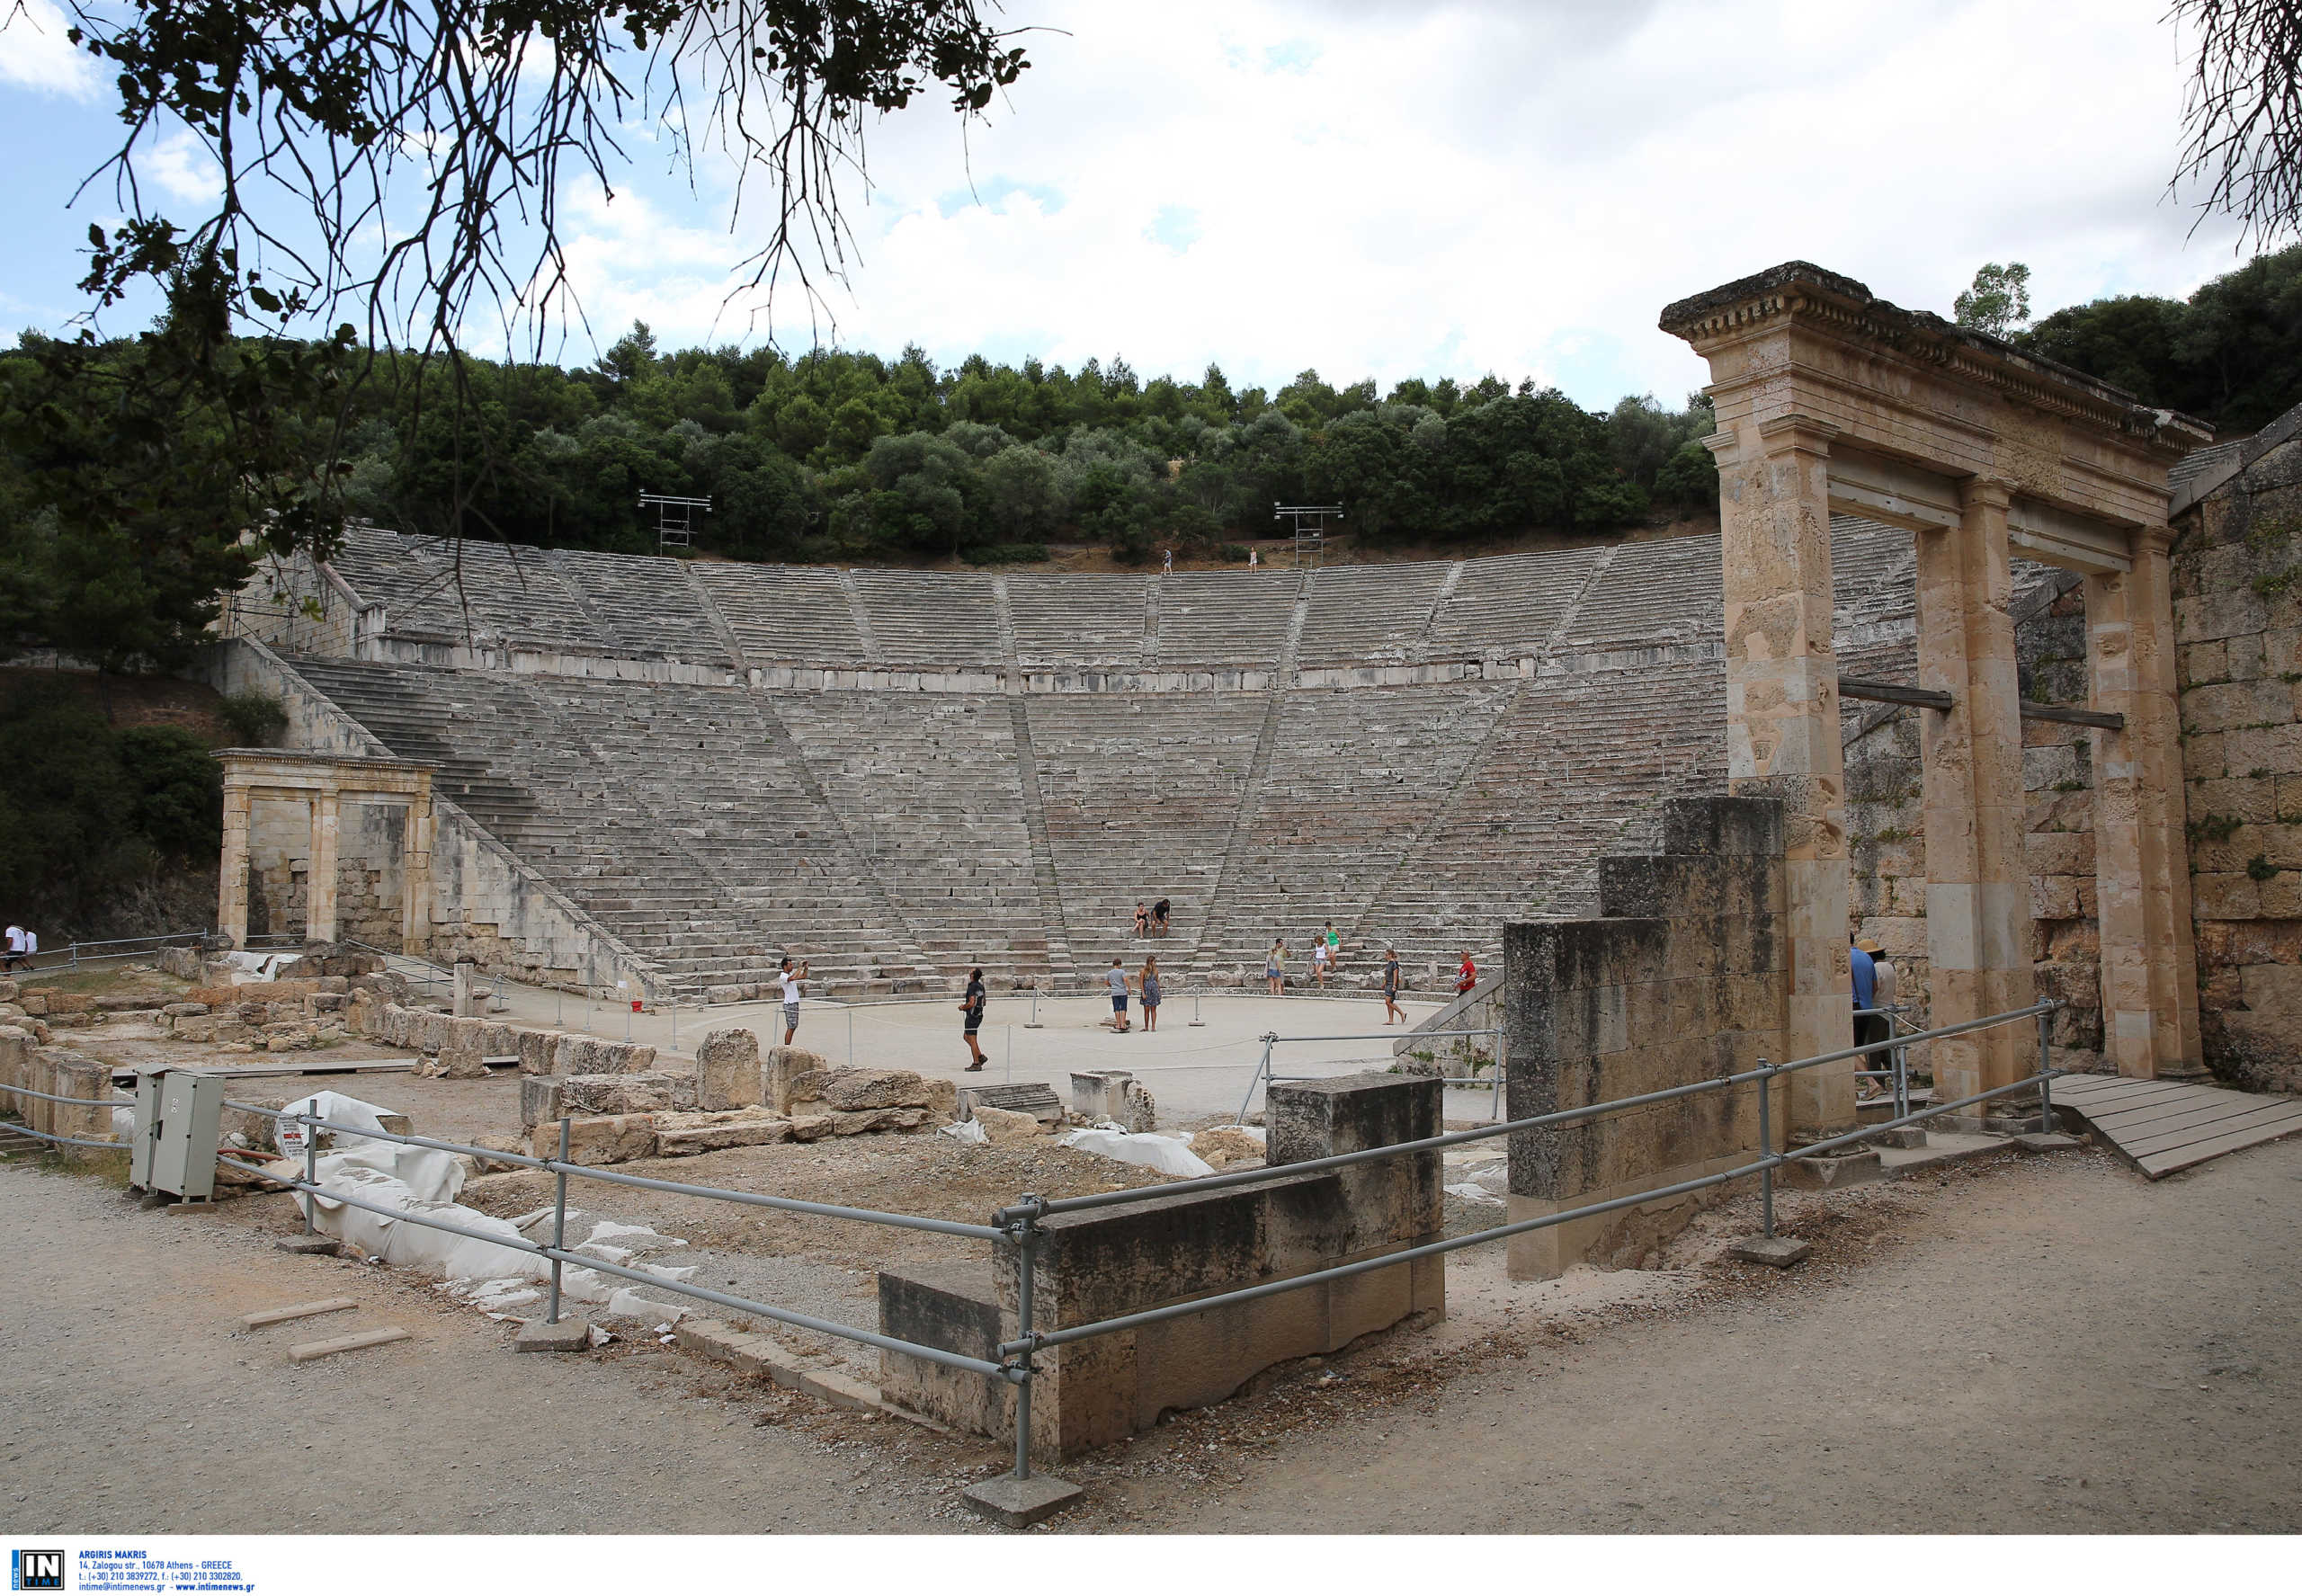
[202, 637, 658, 997]
[1501, 795, 1789, 1280]
[2172, 431, 2302, 1091]
[877, 1072, 1443, 1461]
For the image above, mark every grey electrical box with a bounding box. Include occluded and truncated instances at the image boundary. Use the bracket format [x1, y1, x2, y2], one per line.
[130, 1069, 223, 1200]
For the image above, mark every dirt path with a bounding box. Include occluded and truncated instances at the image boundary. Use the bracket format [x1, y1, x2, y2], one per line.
[4, 1138, 2297, 1534]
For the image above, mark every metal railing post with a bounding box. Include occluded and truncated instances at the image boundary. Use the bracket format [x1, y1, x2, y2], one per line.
[2036, 1008, 2056, 1134]
[1236, 1032, 1274, 1126]
[300, 1115, 318, 1235]
[1490, 1036, 1504, 1124]
[1889, 1008, 1909, 1120]
[556, 986, 564, 1029]
[670, 997, 677, 1052]
[1025, 988, 1044, 1030]
[848, 1005, 855, 1066]
[1757, 1057, 1775, 1240]
[547, 1117, 571, 1325]
[1189, 993, 1204, 1028]
[1009, 1194, 1042, 1482]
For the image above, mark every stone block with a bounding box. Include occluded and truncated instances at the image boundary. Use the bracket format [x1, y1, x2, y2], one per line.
[654, 1109, 793, 1155]
[787, 1113, 834, 1142]
[531, 1114, 657, 1165]
[962, 1473, 1084, 1529]
[832, 1106, 929, 1136]
[795, 1066, 931, 1111]
[765, 1046, 827, 1114]
[695, 1028, 763, 1111]
[516, 1029, 558, 1075]
[1068, 1069, 1134, 1122]
[1728, 1236, 1812, 1268]
[973, 1105, 1045, 1143]
[513, 1317, 593, 1353]
[522, 1070, 691, 1128]
[1778, 1150, 1882, 1190]
[438, 1016, 489, 1078]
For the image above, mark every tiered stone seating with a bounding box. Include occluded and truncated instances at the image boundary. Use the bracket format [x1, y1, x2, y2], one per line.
[1297, 563, 1453, 664]
[1558, 537, 1724, 654]
[1155, 572, 1296, 667]
[1425, 548, 1608, 657]
[1023, 691, 1267, 971]
[1363, 659, 1731, 967]
[770, 692, 1045, 983]
[689, 562, 870, 665]
[1008, 573, 1146, 668]
[285, 523, 2072, 994]
[551, 548, 735, 666]
[1192, 683, 1520, 971]
[283, 657, 932, 995]
[846, 570, 1003, 667]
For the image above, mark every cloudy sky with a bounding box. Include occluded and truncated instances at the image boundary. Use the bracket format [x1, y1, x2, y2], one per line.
[0, 0, 2258, 409]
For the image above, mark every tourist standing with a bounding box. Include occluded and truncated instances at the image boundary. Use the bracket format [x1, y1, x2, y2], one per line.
[1266, 939, 1288, 996]
[1310, 936, 1332, 988]
[1105, 957, 1132, 1032]
[3, 923, 22, 973]
[960, 966, 987, 1070]
[778, 956, 809, 1046]
[1455, 951, 1477, 995]
[1140, 956, 1162, 1032]
[1851, 938, 1885, 1098]
[1382, 948, 1404, 1025]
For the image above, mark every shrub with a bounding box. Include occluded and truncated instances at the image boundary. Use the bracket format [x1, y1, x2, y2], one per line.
[219, 690, 288, 746]
[960, 543, 1050, 567]
[2246, 854, 2279, 882]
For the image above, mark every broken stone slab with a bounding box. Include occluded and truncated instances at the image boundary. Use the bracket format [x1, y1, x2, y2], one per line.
[528, 1114, 658, 1164]
[516, 1029, 558, 1074]
[959, 1082, 1064, 1125]
[522, 1071, 694, 1128]
[287, 1325, 411, 1362]
[962, 1473, 1084, 1529]
[654, 1109, 793, 1155]
[2011, 1131, 2083, 1154]
[830, 1105, 928, 1137]
[1777, 1150, 1883, 1190]
[1869, 1127, 1928, 1150]
[787, 1113, 834, 1143]
[790, 1066, 933, 1112]
[513, 1316, 593, 1353]
[696, 1028, 763, 1111]
[1727, 1235, 1813, 1269]
[273, 1235, 343, 1257]
[970, 1105, 1045, 1144]
[239, 1297, 358, 1332]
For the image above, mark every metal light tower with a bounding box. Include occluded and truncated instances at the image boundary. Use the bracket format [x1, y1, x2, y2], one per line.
[639, 492, 712, 555]
[1272, 504, 1343, 569]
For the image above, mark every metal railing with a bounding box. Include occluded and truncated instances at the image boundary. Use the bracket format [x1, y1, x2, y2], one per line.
[1240, 1027, 1505, 1124]
[2, 995, 2071, 1513]
[2, 930, 206, 976]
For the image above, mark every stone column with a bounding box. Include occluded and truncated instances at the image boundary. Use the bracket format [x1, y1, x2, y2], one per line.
[1710, 413, 1851, 1133]
[402, 780, 434, 952]
[219, 780, 253, 947]
[306, 789, 341, 944]
[1915, 479, 2033, 1109]
[2086, 534, 2205, 1077]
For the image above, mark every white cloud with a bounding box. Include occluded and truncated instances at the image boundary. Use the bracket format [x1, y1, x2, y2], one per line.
[148, 128, 223, 203]
[0, 0, 100, 98]
[533, 0, 2258, 404]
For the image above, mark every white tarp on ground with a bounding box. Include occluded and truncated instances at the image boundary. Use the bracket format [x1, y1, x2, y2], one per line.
[1057, 1124, 1216, 1179]
[219, 950, 290, 983]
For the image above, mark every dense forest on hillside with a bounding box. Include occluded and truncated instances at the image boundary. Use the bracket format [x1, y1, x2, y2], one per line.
[320, 335, 1724, 566]
[2021, 244, 2302, 435]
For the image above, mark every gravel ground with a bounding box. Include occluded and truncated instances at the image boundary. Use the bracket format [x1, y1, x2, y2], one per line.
[7, 1085, 2298, 1534]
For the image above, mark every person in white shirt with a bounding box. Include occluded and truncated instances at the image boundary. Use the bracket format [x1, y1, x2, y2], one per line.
[3, 924, 22, 973]
[20, 927, 35, 970]
[777, 956, 809, 1045]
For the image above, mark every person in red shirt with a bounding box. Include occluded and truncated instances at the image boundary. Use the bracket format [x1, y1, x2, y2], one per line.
[1455, 951, 1477, 995]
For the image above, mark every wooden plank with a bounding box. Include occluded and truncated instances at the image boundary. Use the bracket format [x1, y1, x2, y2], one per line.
[1839, 675, 1954, 712]
[2093, 1097, 2283, 1141]
[2056, 1079, 2200, 1112]
[239, 1297, 359, 1332]
[2048, 1074, 2172, 1102]
[2137, 1115, 2302, 1179]
[288, 1325, 411, 1362]
[2020, 700, 2125, 731]
[2120, 1101, 2302, 1160]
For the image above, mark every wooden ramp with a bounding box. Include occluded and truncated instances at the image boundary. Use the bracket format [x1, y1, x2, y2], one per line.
[2051, 1072, 2302, 1180]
